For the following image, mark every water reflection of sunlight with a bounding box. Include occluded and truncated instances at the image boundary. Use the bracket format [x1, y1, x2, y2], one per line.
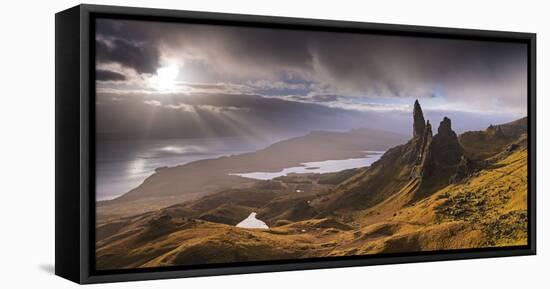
[127, 158, 146, 176]
[157, 145, 204, 155]
[158, 145, 185, 154]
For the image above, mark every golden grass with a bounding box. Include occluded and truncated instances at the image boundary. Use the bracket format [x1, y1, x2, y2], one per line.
[96, 143, 528, 269]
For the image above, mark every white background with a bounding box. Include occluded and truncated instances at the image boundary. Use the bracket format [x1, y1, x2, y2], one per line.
[0, 0, 547, 287]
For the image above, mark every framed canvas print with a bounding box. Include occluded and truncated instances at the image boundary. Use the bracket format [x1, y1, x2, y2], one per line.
[55, 4, 536, 284]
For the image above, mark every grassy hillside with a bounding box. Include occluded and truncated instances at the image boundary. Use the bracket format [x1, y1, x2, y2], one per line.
[459, 117, 527, 160]
[346, 147, 527, 254]
[95, 115, 528, 270]
[96, 146, 527, 269]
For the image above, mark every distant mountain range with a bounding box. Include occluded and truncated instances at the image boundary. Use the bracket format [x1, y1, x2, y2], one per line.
[96, 101, 528, 269]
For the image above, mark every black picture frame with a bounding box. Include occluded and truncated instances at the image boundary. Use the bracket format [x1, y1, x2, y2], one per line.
[55, 4, 536, 284]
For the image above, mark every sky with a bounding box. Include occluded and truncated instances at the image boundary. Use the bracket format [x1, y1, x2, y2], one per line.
[95, 18, 528, 140]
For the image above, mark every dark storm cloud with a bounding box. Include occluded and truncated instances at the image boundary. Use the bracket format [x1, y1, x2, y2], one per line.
[215, 28, 313, 72]
[97, 20, 527, 110]
[96, 19, 164, 75]
[309, 34, 527, 105]
[96, 69, 126, 81]
[96, 37, 160, 74]
[95, 18, 528, 122]
[95, 18, 313, 80]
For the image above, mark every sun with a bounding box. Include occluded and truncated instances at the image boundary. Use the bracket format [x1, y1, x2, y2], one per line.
[150, 64, 179, 91]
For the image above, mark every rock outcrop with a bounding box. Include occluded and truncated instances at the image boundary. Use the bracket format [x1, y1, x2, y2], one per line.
[487, 124, 506, 138]
[417, 121, 433, 177]
[410, 104, 464, 181]
[410, 119, 433, 179]
[431, 117, 463, 166]
[321, 100, 471, 211]
[409, 100, 430, 164]
[450, 155, 475, 183]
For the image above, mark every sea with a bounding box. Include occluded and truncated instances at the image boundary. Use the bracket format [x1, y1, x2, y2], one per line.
[96, 136, 385, 201]
[96, 137, 268, 201]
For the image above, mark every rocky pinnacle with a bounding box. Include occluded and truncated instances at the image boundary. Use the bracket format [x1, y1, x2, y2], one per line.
[413, 99, 426, 138]
[432, 116, 462, 166]
[438, 117, 453, 135]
